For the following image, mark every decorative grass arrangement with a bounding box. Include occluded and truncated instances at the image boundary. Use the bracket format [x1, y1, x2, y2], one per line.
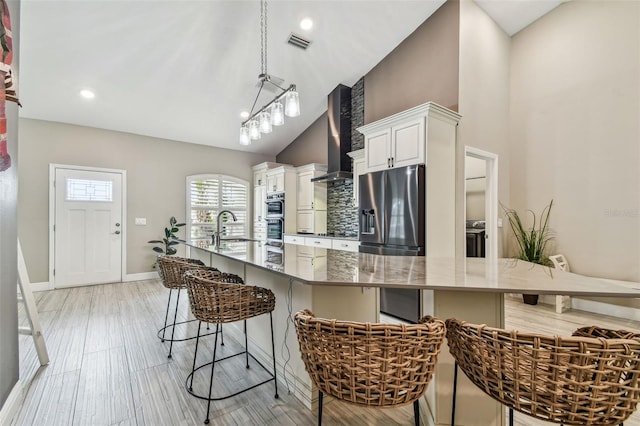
[501, 200, 554, 266]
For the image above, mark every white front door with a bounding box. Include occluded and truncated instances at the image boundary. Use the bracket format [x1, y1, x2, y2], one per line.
[53, 167, 123, 288]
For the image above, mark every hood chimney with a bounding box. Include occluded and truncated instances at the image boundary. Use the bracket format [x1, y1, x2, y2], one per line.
[311, 84, 352, 182]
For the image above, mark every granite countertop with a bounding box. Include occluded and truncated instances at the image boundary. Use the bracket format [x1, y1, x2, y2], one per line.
[186, 241, 640, 298]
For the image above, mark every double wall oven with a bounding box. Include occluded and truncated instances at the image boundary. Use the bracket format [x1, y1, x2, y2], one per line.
[265, 192, 285, 246]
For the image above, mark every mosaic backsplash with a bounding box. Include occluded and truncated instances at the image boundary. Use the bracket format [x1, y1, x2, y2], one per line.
[327, 179, 358, 237]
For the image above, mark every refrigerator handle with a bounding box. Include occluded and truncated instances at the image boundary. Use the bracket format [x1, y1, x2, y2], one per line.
[361, 209, 375, 235]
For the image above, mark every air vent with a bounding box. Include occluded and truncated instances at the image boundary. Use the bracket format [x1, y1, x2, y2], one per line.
[287, 33, 311, 50]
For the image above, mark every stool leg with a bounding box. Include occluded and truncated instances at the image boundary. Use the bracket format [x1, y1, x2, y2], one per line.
[318, 391, 323, 426]
[244, 320, 249, 368]
[168, 288, 181, 358]
[270, 312, 279, 399]
[413, 400, 420, 426]
[161, 289, 172, 342]
[451, 362, 458, 426]
[220, 325, 224, 346]
[204, 323, 220, 425]
[189, 321, 202, 392]
[509, 408, 513, 426]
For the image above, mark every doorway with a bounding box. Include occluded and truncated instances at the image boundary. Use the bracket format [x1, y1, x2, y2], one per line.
[49, 165, 126, 288]
[464, 147, 498, 260]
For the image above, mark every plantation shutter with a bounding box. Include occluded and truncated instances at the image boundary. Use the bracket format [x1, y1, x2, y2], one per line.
[187, 175, 249, 247]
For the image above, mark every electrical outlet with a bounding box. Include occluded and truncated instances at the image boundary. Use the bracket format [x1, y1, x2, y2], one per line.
[135, 217, 147, 225]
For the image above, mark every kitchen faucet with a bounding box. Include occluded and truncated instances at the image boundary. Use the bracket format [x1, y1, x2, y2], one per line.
[213, 210, 237, 247]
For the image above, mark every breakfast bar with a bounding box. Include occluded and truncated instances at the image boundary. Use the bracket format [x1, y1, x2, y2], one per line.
[187, 241, 640, 426]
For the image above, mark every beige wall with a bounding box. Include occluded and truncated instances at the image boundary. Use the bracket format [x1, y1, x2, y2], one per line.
[509, 0, 640, 283]
[276, 112, 327, 166]
[457, 0, 511, 256]
[364, 0, 459, 123]
[18, 119, 273, 282]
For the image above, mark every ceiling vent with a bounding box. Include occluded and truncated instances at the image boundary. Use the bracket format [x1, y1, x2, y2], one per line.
[287, 33, 311, 50]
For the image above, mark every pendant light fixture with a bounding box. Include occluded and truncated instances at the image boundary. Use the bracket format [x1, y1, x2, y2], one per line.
[239, 0, 300, 145]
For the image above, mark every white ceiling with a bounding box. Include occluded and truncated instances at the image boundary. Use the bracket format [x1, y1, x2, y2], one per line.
[18, 0, 563, 156]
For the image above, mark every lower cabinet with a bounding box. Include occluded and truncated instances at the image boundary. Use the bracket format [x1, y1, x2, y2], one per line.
[331, 239, 359, 252]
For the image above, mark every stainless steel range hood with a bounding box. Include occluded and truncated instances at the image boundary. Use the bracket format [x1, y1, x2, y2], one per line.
[311, 84, 352, 182]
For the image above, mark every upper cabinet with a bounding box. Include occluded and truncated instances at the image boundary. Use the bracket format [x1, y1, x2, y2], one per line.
[295, 164, 327, 234]
[358, 102, 459, 173]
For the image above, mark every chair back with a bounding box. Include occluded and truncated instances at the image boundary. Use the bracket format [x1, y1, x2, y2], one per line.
[294, 310, 446, 408]
[446, 318, 640, 425]
[156, 255, 212, 289]
[548, 254, 570, 272]
[183, 269, 273, 324]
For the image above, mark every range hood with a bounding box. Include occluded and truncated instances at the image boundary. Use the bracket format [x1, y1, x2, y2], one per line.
[311, 84, 352, 182]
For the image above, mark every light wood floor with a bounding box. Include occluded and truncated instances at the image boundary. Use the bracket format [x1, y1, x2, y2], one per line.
[13, 279, 640, 426]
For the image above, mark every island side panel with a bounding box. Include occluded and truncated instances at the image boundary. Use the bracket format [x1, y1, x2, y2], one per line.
[432, 290, 504, 426]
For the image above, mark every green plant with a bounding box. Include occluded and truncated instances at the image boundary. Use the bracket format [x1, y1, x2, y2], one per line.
[501, 200, 554, 266]
[148, 216, 185, 255]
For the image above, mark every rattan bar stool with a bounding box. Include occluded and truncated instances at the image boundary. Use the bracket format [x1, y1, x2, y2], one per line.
[156, 255, 226, 358]
[294, 310, 446, 426]
[183, 268, 278, 424]
[446, 318, 640, 425]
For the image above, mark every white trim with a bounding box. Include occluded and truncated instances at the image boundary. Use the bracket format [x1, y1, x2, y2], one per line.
[571, 298, 640, 321]
[464, 147, 499, 261]
[124, 272, 159, 282]
[0, 381, 24, 426]
[357, 102, 462, 134]
[29, 281, 53, 292]
[49, 164, 127, 288]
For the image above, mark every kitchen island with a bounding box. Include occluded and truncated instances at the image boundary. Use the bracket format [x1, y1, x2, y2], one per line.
[186, 241, 640, 426]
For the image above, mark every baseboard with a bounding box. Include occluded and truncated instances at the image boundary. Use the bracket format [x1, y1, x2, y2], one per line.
[30, 281, 52, 292]
[571, 298, 640, 322]
[124, 272, 158, 282]
[0, 380, 24, 426]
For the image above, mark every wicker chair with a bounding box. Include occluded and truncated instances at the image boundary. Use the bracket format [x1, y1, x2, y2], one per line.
[294, 310, 446, 426]
[446, 318, 640, 425]
[183, 268, 278, 424]
[156, 255, 226, 358]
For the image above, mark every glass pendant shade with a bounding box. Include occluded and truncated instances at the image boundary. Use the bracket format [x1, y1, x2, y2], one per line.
[248, 120, 261, 140]
[271, 101, 284, 126]
[239, 125, 250, 145]
[285, 89, 300, 117]
[259, 110, 272, 133]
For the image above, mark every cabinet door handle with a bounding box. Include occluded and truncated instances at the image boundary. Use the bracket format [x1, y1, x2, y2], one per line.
[387, 158, 391, 168]
[314, 241, 321, 244]
[392, 157, 395, 167]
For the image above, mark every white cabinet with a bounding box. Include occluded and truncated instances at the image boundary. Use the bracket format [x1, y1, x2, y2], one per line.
[283, 234, 305, 245]
[347, 149, 365, 205]
[331, 239, 359, 252]
[363, 117, 424, 172]
[358, 104, 467, 173]
[295, 164, 327, 234]
[266, 172, 285, 194]
[252, 162, 280, 241]
[304, 237, 332, 249]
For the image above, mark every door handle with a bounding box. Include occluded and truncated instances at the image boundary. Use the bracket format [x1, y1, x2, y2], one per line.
[114, 230, 121, 235]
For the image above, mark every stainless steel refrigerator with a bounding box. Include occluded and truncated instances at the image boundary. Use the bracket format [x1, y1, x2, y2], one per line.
[358, 164, 425, 322]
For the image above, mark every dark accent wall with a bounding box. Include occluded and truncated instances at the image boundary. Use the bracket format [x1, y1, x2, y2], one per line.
[364, 0, 459, 123]
[350, 78, 365, 151]
[1, 0, 20, 411]
[275, 112, 327, 166]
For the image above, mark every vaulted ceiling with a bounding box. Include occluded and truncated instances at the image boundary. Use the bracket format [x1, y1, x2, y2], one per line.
[18, 1, 563, 156]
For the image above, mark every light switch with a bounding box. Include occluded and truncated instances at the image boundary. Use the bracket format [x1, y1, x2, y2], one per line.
[135, 217, 147, 225]
[497, 218, 503, 228]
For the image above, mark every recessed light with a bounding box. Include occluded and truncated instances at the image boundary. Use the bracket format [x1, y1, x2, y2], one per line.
[79, 89, 95, 99]
[300, 18, 313, 31]
[240, 111, 250, 119]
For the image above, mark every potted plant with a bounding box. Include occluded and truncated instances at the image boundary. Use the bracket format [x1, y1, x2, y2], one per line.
[501, 200, 554, 305]
[148, 216, 185, 258]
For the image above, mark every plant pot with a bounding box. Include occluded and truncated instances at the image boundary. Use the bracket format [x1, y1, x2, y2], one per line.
[522, 294, 539, 305]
